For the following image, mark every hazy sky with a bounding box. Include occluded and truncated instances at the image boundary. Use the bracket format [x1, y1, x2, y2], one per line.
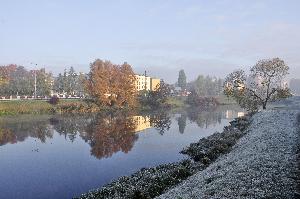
[1, 0, 300, 83]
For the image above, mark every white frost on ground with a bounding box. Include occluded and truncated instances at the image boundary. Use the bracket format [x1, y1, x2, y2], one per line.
[157, 100, 299, 199]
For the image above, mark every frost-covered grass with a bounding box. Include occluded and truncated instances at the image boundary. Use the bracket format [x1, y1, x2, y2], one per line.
[157, 107, 300, 199]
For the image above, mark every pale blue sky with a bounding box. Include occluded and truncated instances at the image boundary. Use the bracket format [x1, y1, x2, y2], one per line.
[1, 0, 300, 82]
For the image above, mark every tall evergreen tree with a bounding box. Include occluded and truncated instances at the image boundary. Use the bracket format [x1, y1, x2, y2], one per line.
[177, 69, 187, 90]
[53, 73, 64, 94]
[63, 69, 69, 94]
[68, 66, 78, 95]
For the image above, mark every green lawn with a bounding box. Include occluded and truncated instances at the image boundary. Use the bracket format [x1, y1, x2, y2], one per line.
[166, 95, 236, 108]
[0, 99, 99, 115]
[0, 95, 236, 116]
[166, 96, 187, 108]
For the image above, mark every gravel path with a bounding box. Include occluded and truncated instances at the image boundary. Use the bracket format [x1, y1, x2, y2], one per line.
[156, 104, 299, 198]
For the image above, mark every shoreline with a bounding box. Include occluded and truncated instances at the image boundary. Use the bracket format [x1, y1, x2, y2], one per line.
[77, 114, 251, 199]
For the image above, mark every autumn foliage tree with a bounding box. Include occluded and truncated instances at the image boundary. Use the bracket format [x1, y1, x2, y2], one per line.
[85, 59, 137, 108]
[0, 64, 17, 87]
[224, 58, 292, 111]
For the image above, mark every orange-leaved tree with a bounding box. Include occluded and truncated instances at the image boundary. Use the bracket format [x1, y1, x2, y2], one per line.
[85, 59, 137, 108]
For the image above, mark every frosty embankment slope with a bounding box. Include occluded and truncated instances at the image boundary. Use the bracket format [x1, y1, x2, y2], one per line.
[157, 97, 300, 199]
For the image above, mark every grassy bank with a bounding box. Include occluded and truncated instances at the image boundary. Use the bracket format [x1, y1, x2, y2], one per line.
[0, 99, 167, 116]
[0, 99, 100, 116]
[166, 96, 187, 108]
[216, 95, 236, 105]
[0, 100, 52, 115]
[166, 95, 236, 109]
[0, 95, 236, 116]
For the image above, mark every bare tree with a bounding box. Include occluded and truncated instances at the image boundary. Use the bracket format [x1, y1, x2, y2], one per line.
[224, 58, 292, 111]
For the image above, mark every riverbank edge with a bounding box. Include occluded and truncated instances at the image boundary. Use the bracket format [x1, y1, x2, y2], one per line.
[0, 95, 235, 116]
[0, 100, 157, 116]
[76, 114, 252, 199]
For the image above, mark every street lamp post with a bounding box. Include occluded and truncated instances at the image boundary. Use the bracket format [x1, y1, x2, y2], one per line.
[34, 70, 37, 99]
[30, 63, 38, 99]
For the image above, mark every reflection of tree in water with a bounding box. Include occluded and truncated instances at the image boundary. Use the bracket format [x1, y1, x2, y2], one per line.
[177, 114, 187, 134]
[0, 111, 174, 159]
[0, 128, 16, 145]
[81, 113, 138, 159]
[150, 113, 171, 135]
[0, 117, 53, 146]
[187, 107, 223, 128]
[50, 115, 90, 142]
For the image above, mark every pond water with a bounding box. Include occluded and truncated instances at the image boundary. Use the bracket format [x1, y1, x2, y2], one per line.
[0, 106, 244, 199]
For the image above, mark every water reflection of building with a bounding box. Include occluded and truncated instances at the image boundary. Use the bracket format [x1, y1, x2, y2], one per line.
[237, 112, 245, 117]
[225, 110, 245, 119]
[132, 116, 151, 133]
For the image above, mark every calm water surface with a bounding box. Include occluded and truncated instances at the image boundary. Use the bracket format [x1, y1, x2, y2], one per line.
[0, 107, 243, 199]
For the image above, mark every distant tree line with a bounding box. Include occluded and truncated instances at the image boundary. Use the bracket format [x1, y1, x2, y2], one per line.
[176, 69, 224, 96]
[173, 69, 224, 107]
[0, 64, 86, 97]
[0, 64, 52, 96]
[53, 66, 86, 96]
[189, 75, 223, 96]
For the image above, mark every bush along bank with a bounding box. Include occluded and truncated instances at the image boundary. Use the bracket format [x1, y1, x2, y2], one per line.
[77, 115, 252, 199]
[181, 115, 251, 164]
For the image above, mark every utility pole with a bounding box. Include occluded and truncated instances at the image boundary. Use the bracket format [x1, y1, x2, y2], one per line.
[34, 70, 37, 99]
[31, 63, 38, 99]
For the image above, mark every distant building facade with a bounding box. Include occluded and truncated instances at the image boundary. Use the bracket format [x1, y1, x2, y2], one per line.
[135, 74, 160, 91]
[150, 78, 160, 91]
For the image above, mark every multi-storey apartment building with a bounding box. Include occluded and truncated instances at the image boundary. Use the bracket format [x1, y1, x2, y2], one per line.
[135, 74, 160, 91]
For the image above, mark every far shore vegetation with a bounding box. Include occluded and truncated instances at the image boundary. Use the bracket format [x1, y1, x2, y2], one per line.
[1, 57, 291, 116]
[0, 58, 235, 116]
